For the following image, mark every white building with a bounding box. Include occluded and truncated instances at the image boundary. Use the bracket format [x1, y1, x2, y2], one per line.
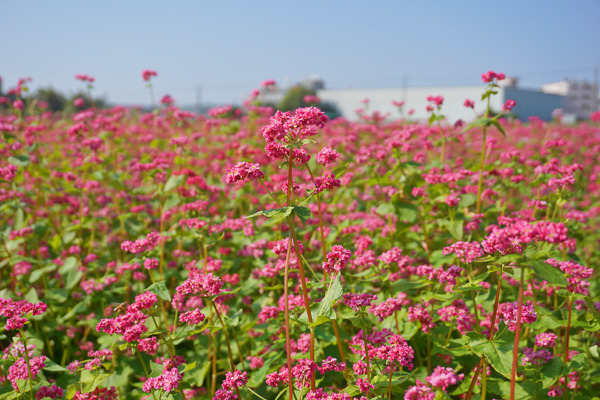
[317, 84, 565, 123]
[542, 80, 599, 120]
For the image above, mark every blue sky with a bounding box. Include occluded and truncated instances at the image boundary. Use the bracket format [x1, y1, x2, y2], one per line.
[1, 0, 598, 106]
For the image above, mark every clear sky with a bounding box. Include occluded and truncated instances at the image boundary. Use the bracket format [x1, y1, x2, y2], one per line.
[1, 0, 598, 106]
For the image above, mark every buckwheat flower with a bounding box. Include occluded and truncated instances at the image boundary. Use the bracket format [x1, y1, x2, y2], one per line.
[463, 99, 475, 108]
[356, 378, 374, 392]
[445, 193, 460, 207]
[535, 332, 557, 348]
[318, 356, 346, 374]
[142, 70, 157, 81]
[314, 174, 340, 194]
[426, 366, 464, 391]
[224, 161, 264, 184]
[500, 302, 537, 331]
[247, 356, 264, 369]
[502, 99, 516, 112]
[144, 258, 158, 270]
[138, 337, 159, 354]
[258, 306, 280, 323]
[222, 370, 248, 390]
[481, 71, 504, 83]
[73, 387, 118, 400]
[67, 360, 81, 373]
[343, 293, 378, 311]
[316, 147, 340, 165]
[370, 294, 410, 322]
[408, 306, 435, 333]
[404, 380, 435, 400]
[353, 360, 367, 375]
[291, 359, 317, 389]
[322, 245, 352, 274]
[265, 371, 282, 387]
[442, 241, 484, 264]
[121, 232, 160, 254]
[547, 385, 565, 397]
[521, 347, 553, 367]
[8, 355, 46, 390]
[179, 308, 206, 325]
[261, 79, 276, 87]
[36, 384, 64, 400]
[85, 358, 101, 370]
[13, 100, 24, 110]
[306, 388, 328, 400]
[130, 291, 158, 311]
[176, 273, 224, 297]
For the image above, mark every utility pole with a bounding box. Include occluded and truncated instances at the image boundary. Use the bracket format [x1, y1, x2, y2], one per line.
[196, 86, 202, 114]
[593, 64, 599, 113]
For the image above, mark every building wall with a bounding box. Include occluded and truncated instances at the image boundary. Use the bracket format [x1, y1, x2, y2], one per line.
[503, 87, 565, 121]
[317, 86, 564, 122]
[541, 80, 598, 119]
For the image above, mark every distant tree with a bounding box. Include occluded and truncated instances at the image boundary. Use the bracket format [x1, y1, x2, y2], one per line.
[35, 87, 67, 112]
[278, 85, 341, 119]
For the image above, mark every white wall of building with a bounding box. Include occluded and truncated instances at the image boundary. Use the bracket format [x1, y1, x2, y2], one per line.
[317, 86, 503, 123]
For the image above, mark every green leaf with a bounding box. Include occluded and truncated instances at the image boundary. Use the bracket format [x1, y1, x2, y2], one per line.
[490, 119, 506, 136]
[529, 259, 567, 286]
[30, 265, 57, 284]
[376, 203, 395, 215]
[8, 154, 30, 167]
[467, 328, 514, 379]
[540, 357, 564, 388]
[80, 370, 113, 393]
[246, 207, 293, 220]
[13, 208, 24, 230]
[332, 163, 349, 178]
[428, 112, 436, 126]
[164, 175, 184, 192]
[66, 384, 78, 400]
[293, 206, 311, 223]
[43, 359, 68, 372]
[163, 194, 180, 212]
[458, 193, 476, 208]
[444, 220, 463, 240]
[146, 280, 172, 301]
[298, 273, 343, 328]
[392, 201, 418, 222]
[59, 257, 83, 290]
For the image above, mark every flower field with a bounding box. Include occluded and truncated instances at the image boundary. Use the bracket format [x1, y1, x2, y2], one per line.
[1, 71, 600, 400]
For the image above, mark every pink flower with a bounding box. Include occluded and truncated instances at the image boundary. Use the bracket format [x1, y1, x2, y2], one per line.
[463, 99, 475, 108]
[315, 147, 340, 165]
[142, 70, 158, 81]
[222, 370, 248, 390]
[261, 79, 276, 87]
[224, 161, 264, 184]
[502, 99, 516, 111]
[138, 337, 159, 354]
[179, 308, 206, 325]
[535, 332, 557, 348]
[74, 97, 85, 107]
[343, 293, 377, 311]
[426, 366, 464, 390]
[356, 378, 374, 392]
[322, 245, 352, 274]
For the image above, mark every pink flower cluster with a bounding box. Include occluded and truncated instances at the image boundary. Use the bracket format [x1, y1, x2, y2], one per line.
[176, 272, 224, 297]
[442, 241, 484, 263]
[535, 332, 557, 348]
[36, 384, 64, 400]
[546, 258, 593, 294]
[179, 308, 206, 325]
[8, 355, 46, 390]
[73, 387, 118, 400]
[499, 302, 537, 331]
[142, 69, 157, 81]
[0, 298, 47, 330]
[370, 293, 410, 322]
[121, 232, 160, 254]
[315, 147, 340, 165]
[224, 161, 264, 184]
[343, 293, 378, 311]
[425, 366, 464, 390]
[521, 347, 553, 366]
[142, 358, 184, 393]
[322, 245, 352, 274]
